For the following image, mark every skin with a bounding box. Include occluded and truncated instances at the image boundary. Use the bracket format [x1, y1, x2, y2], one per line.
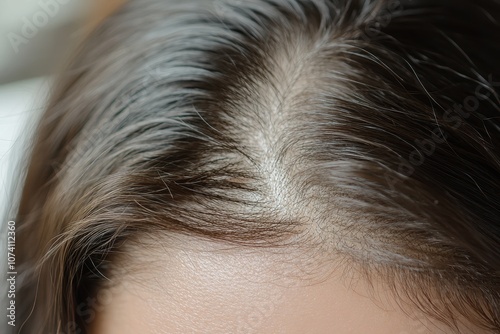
[88, 236, 469, 334]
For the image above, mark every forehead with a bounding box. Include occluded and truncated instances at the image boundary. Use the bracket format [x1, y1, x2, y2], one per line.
[88, 236, 448, 334]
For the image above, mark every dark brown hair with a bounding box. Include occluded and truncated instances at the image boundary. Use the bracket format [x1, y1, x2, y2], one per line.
[9, 0, 500, 332]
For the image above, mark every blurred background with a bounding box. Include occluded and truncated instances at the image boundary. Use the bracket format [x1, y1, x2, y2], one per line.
[0, 3, 125, 329]
[0, 0, 125, 218]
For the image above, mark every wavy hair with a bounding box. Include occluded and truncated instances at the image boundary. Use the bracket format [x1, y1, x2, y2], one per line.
[10, 0, 500, 333]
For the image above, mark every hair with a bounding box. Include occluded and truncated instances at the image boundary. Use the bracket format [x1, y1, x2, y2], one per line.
[9, 0, 500, 333]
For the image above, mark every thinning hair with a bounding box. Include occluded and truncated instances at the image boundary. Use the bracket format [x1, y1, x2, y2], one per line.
[11, 0, 500, 333]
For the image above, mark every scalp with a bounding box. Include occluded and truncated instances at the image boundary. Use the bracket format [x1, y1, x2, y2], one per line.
[12, 1, 500, 333]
